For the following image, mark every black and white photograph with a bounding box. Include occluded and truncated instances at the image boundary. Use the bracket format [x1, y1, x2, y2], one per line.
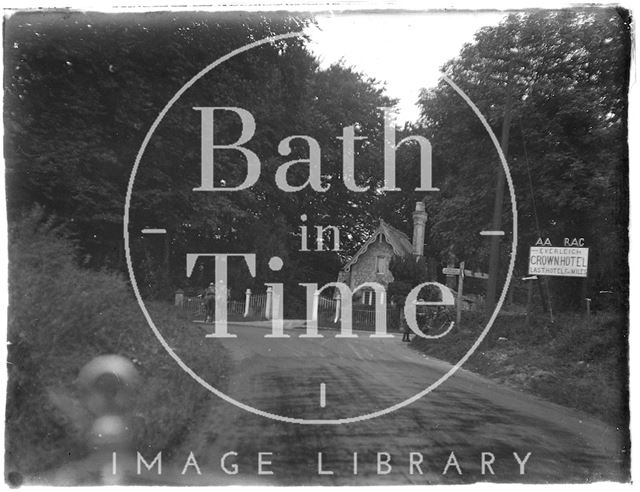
[2, 1, 633, 486]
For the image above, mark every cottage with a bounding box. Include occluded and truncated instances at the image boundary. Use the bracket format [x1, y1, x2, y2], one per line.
[337, 202, 429, 305]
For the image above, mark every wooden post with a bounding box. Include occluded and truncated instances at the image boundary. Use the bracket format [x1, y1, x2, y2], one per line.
[525, 281, 533, 326]
[312, 291, 320, 324]
[507, 282, 514, 307]
[585, 297, 591, 317]
[522, 275, 538, 326]
[334, 292, 342, 324]
[244, 288, 251, 318]
[446, 255, 457, 290]
[456, 261, 465, 327]
[174, 289, 184, 307]
[265, 286, 273, 319]
[544, 277, 554, 323]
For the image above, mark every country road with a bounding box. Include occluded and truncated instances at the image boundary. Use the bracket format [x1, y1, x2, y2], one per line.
[167, 321, 627, 485]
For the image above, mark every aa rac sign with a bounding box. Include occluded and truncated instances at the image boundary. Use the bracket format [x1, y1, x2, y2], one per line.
[528, 246, 589, 278]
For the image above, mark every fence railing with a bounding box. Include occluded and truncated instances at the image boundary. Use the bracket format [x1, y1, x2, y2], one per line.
[315, 296, 402, 332]
[176, 290, 269, 321]
[175, 289, 429, 333]
[180, 296, 206, 319]
[248, 294, 267, 318]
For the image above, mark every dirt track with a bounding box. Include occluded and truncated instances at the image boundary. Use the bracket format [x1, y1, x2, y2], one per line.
[170, 321, 627, 485]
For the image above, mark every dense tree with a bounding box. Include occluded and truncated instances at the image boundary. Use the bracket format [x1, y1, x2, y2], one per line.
[4, 11, 395, 306]
[373, 8, 630, 310]
[387, 256, 429, 303]
[6, 9, 629, 312]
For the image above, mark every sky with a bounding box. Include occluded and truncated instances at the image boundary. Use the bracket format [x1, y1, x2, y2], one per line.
[306, 11, 507, 124]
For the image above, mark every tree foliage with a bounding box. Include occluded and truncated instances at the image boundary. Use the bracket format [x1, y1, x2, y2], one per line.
[373, 8, 630, 309]
[5, 9, 630, 311]
[387, 255, 429, 303]
[5, 11, 395, 304]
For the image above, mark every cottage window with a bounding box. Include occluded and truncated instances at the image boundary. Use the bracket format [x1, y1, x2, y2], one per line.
[362, 290, 374, 306]
[376, 256, 385, 274]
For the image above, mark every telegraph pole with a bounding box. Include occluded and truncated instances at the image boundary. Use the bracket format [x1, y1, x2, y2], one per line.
[486, 79, 513, 312]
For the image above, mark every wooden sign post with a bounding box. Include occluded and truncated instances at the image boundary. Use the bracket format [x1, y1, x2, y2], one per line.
[521, 275, 538, 326]
[442, 263, 489, 327]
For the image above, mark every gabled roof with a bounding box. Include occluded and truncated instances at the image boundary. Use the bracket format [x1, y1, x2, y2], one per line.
[342, 219, 414, 272]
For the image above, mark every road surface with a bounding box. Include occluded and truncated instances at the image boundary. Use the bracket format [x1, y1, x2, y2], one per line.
[167, 321, 627, 485]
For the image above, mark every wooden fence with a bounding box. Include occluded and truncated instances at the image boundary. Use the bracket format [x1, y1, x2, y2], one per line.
[316, 296, 402, 332]
[177, 291, 268, 321]
[175, 282, 535, 329]
[175, 288, 402, 332]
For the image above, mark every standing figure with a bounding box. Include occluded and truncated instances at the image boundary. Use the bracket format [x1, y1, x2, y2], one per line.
[203, 282, 216, 323]
[402, 321, 412, 342]
[399, 299, 411, 342]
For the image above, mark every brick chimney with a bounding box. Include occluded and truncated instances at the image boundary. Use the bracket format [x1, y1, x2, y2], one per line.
[412, 201, 428, 257]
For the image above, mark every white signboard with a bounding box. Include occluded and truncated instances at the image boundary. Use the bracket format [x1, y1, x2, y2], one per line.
[528, 246, 589, 277]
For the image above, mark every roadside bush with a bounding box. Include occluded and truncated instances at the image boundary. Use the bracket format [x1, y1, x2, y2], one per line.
[6, 208, 229, 477]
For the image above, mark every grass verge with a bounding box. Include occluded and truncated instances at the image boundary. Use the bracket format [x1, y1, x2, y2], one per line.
[411, 309, 628, 429]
